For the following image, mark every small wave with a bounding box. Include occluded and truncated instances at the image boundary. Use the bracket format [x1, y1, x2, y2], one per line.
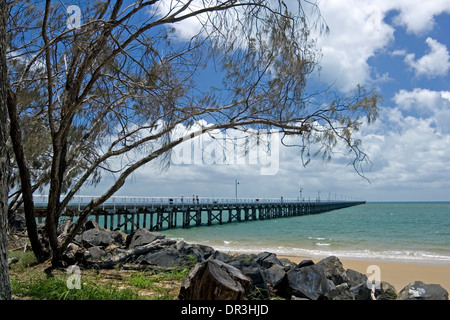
[316, 243, 331, 246]
[168, 237, 185, 242]
[223, 241, 232, 245]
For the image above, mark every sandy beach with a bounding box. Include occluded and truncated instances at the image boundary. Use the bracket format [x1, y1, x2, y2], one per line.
[280, 255, 450, 294]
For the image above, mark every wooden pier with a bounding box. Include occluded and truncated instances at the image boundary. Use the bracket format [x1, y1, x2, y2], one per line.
[31, 196, 366, 232]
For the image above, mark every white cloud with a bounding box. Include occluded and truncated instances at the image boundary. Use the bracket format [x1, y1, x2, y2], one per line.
[393, 88, 450, 133]
[313, 0, 395, 91]
[403, 37, 450, 78]
[390, 0, 450, 35]
[312, 0, 450, 91]
[350, 88, 450, 200]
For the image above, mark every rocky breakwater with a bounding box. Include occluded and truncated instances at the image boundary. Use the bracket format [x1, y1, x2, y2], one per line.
[60, 221, 448, 300]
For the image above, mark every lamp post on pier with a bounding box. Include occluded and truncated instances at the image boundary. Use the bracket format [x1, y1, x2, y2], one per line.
[235, 180, 239, 200]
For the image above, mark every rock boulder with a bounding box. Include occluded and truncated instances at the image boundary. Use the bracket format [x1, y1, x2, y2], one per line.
[126, 228, 165, 249]
[287, 263, 330, 300]
[375, 281, 398, 300]
[397, 281, 448, 300]
[179, 259, 252, 300]
[75, 228, 113, 248]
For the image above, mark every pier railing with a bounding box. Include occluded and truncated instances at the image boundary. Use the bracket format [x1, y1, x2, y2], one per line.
[31, 195, 360, 207]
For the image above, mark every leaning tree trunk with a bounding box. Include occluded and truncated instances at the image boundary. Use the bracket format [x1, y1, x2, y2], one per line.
[7, 89, 48, 263]
[0, 0, 11, 300]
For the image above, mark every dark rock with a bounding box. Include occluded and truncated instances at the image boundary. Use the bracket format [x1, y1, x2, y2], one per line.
[179, 259, 252, 300]
[85, 246, 109, 261]
[233, 253, 256, 263]
[346, 269, 368, 287]
[110, 230, 127, 247]
[397, 281, 448, 300]
[89, 238, 176, 269]
[296, 259, 314, 269]
[287, 263, 330, 300]
[325, 281, 354, 300]
[75, 228, 113, 248]
[241, 266, 268, 297]
[351, 282, 373, 300]
[315, 256, 350, 286]
[63, 243, 85, 265]
[375, 281, 397, 300]
[279, 258, 297, 270]
[9, 213, 26, 230]
[346, 268, 373, 300]
[264, 264, 290, 299]
[138, 247, 185, 267]
[176, 240, 215, 262]
[286, 256, 351, 300]
[126, 228, 165, 249]
[264, 264, 286, 287]
[255, 251, 283, 269]
[228, 256, 269, 298]
[209, 250, 232, 263]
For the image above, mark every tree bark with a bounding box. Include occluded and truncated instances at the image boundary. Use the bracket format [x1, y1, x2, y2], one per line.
[0, 0, 11, 300]
[46, 140, 68, 266]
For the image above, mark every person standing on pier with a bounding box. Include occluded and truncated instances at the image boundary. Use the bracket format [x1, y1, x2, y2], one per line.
[196, 195, 199, 204]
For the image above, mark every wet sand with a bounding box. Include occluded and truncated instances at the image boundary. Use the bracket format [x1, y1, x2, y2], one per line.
[280, 255, 450, 294]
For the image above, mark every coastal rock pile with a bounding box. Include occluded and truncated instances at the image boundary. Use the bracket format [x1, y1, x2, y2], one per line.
[60, 220, 448, 300]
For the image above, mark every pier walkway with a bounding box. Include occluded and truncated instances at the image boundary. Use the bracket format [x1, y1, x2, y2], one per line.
[31, 195, 366, 232]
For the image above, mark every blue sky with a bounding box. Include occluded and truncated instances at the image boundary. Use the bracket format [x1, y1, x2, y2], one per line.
[82, 0, 450, 202]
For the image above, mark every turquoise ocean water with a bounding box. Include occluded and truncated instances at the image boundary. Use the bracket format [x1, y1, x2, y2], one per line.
[160, 202, 450, 265]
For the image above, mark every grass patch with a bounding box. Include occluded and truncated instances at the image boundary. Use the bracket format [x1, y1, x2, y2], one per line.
[8, 251, 38, 271]
[128, 268, 190, 300]
[12, 277, 139, 300]
[9, 251, 189, 300]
